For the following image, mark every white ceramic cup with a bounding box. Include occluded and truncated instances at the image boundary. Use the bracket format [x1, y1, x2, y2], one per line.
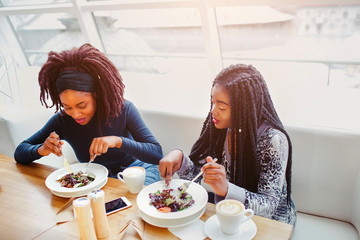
[216, 199, 254, 235]
[117, 166, 146, 194]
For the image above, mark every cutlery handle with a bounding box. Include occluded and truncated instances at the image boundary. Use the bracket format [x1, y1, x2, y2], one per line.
[63, 155, 73, 174]
[191, 170, 204, 183]
[90, 154, 97, 162]
[191, 158, 218, 183]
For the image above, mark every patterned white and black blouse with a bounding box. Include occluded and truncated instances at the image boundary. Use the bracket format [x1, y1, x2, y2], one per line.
[176, 126, 297, 226]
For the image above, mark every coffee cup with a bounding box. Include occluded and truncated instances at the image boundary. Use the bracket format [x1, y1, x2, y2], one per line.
[117, 167, 145, 194]
[216, 199, 254, 235]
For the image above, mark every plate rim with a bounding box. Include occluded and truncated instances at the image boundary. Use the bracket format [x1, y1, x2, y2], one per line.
[50, 177, 108, 198]
[139, 206, 206, 228]
[45, 162, 108, 194]
[136, 179, 208, 220]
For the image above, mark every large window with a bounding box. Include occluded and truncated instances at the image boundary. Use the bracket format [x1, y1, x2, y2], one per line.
[1, 0, 69, 7]
[0, 0, 359, 128]
[9, 13, 87, 66]
[0, 52, 20, 106]
[93, 8, 206, 73]
[217, 5, 360, 89]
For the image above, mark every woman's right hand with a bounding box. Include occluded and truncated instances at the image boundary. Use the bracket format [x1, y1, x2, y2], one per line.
[37, 131, 63, 157]
[159, 149, 183, 186]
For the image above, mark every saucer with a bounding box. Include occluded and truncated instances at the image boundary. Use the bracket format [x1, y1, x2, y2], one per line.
[204, 215, 257, 240]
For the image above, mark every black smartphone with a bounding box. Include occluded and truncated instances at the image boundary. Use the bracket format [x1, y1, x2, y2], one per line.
[105, 197, 132, 215]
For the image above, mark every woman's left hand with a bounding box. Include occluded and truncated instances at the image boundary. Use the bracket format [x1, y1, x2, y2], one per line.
[201, 156, 228, 197]
[89, 136, 122, 160]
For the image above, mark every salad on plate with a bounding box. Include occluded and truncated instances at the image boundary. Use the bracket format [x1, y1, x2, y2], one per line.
[149, 186, 195, 213]
[57, 171, 95, 188]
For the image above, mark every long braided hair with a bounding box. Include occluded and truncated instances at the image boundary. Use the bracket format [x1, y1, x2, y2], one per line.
[38, 43, 125, 131]
[189, 64, 292, 203]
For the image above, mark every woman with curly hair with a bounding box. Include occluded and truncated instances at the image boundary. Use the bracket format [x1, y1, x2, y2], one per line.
[14, 43, 162, 184]
[159, 64, 296, 225]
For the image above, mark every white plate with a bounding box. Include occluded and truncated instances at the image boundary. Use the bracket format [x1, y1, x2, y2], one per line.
[204, 215, 257, 240]
[137, 179, 208, 220]
[50, 177, 108, 198]
[45, 163, 108, 198]
[139, 206, 206, 228]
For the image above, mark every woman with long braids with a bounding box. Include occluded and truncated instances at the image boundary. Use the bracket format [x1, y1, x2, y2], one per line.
[159, 64, 296, 225]
[14, 43, 162, 184]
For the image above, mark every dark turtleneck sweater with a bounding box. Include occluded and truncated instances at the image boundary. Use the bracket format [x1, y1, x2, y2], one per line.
[14, 100, 163, 172]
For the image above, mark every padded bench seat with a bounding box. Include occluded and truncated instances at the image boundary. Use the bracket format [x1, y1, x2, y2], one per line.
[293, 212, 359, 240]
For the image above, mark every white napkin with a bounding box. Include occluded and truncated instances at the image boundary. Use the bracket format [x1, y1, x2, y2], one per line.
[56, 197, 76, 224]
[168, 219, 207, 240]
[118, 214, 144, 240]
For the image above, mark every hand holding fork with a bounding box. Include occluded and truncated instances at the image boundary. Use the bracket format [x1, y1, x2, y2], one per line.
[180, 158, 218, 192]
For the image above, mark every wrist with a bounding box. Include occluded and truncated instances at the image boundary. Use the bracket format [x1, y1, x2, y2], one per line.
[115, 136, 123, 149]
[216, 182, 229, 197]
[37, 145, 45, 156]
[221, 182, 229, 197]
[173, 149, 184, 166]
[172, 148, 183, 159]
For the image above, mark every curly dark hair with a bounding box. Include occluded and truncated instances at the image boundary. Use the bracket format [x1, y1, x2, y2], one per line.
[38, 43, 125, 129]
[189, 64, 292, 203]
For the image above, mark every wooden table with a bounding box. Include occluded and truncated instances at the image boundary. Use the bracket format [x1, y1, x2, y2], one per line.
[0, 154, 293, 239]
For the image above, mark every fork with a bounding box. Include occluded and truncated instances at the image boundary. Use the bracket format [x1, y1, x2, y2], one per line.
[180, 158, 218, 191]
[82, 154, 97, 173]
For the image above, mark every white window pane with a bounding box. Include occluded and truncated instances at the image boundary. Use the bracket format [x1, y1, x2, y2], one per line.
[1, 0, 69, 7]
[87, 0, 188, 2]
[0, 54, 20, 106]
[216, 5, 360, 89]
[93, 9, 206, 74]
[9, 13, 87, 66]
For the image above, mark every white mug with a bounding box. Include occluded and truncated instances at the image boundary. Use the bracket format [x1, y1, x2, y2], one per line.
[117, 166, 145, 194]
[216, 199, 254, 235]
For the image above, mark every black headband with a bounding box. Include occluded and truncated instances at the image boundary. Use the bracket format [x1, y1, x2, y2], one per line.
[56, 71, 96, 94]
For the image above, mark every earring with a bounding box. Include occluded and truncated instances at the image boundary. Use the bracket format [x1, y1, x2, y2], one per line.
[238, 129, 242, 133]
